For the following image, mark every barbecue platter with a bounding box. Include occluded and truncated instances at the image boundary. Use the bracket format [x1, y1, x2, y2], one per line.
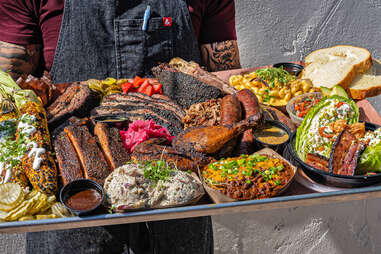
[0, 45, 381, 225]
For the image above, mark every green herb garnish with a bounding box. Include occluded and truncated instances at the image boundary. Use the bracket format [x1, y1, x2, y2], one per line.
[143, 160, 174, 183]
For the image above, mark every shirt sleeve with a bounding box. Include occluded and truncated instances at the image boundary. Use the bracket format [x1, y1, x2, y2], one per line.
[199, 0, 237, 44]
[0, 0, 41, 45]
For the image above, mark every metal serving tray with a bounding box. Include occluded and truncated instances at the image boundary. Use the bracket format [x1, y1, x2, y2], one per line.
[2, 184, 381, 233]
[1, 67, 381, 234]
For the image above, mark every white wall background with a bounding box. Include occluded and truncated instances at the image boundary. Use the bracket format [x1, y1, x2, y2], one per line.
[212, 1, 381, 253]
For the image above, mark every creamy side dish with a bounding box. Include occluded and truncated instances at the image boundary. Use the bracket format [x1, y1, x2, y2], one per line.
[104, 163, 204, 211]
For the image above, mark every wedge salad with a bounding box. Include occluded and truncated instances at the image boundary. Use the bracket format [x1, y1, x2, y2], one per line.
[295, 87, 381, 176]
[295, 95, 359, 160]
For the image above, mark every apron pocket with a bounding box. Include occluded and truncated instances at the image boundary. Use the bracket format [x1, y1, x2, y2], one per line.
[115, 17, 173, 78]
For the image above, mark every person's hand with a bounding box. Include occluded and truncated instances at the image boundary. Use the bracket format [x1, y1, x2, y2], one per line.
[0, 41, 41, 80]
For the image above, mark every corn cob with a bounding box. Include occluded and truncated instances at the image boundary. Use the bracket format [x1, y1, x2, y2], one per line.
[17, 101, 57, 194]
[0, 112, 29, 188]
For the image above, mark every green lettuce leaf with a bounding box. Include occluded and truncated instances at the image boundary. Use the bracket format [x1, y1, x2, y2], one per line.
[295, 95, 359, 160]
[358, 143, 381, 173]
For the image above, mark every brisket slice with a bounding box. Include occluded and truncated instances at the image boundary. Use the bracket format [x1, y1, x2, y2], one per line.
[53, 132, 84, 186]
[103, 93, 185, 118]
[94, 123, 130, 170]
[64, 125, 111, 185]
[167, 59, 236, 94]
[52, 116, 90, 139]
[99, 99, 184, 122]
[47, 83, 100, 130]
[91, 107, 183, 135]
[152, 65, 223, 109]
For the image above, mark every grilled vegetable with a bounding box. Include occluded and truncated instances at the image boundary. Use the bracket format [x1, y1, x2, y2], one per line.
[18, 101, 58, 194]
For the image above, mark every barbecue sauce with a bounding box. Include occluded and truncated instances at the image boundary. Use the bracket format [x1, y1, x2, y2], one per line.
[66, 189, 102, 211]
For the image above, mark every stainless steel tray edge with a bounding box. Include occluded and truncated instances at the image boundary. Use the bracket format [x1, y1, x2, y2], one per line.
[2, 185, 381, 233]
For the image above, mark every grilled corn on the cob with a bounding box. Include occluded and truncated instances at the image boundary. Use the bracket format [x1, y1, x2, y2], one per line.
[17, 101, 57, 194]
[0, 112, 30, 188]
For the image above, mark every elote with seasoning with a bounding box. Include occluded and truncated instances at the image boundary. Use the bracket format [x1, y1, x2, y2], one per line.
[18, 101, 58, 194]
[0, 111, 30, 189]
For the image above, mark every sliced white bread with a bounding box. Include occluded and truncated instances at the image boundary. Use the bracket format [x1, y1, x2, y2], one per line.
[349, 59, 381, 100]
[301, 45, 372, 89]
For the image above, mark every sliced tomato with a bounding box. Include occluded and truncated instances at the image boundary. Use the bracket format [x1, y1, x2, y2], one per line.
[132, 76, 145, 88]
[152, 83, 162, 93]
[121, 82, 133, 94]
[335, 101, 345, 108]
[137, 80, 151, 93]
[142, 85, 153, 96]
[319, 126, 334, 138]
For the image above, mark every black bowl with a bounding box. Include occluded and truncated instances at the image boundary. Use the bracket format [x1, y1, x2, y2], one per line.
[273, 62, 304, 76]
[253, 120, 291, 154]
[93, 114, 130, 129]
[60, 179, 105, 216]
[287, 122, 381, 188]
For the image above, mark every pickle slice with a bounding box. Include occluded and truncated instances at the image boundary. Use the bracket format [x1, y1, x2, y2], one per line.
[25, 189, 38, 200]
[51, 202, 71, 218]
[30, 193, 47, 215]
[18, 216, 35, 221]
[116, 79, 128, 85]
[5, 194, 39, 221]
[0, 183, 23, 206]
[40, 195, 56, 213]
[105, 90, 122, 96]
[35, 214, 57, 220]
[101, 77, 117, 86]
[0, 210, 7, 220]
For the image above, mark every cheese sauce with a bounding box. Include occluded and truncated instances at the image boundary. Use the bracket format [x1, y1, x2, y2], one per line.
[254, 125, 289, 144]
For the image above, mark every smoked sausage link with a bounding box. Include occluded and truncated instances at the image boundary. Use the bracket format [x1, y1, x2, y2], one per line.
[217, 94, 242, 158]
[220, 94, 242, 125]
[236, 89, 262, 155]
[236, 89, 261, 118]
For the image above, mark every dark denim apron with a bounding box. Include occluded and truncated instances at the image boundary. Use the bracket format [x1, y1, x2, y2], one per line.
[28, 1, 212, 254]
[50, 0, 201, 83]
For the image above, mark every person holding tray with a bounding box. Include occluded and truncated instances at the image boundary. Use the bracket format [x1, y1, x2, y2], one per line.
[0, 0, 241, 253]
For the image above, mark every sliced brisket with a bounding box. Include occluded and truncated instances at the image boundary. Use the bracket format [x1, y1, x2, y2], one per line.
[47, 83, 100, 130]
[53, 132, 84, 186]
[152, 65, 223, 109]
[64, 125, 111, 185]
[94, 123, 130, 170]
[103, 93, 185, 118]
[91, 108, 182, 135]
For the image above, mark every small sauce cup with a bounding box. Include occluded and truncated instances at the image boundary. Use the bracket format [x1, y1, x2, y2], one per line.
[60, 179, 105, 216]
[273, 62, 304, 76]
[253, 120, 291, 153]
[93, 114, 130, 129]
